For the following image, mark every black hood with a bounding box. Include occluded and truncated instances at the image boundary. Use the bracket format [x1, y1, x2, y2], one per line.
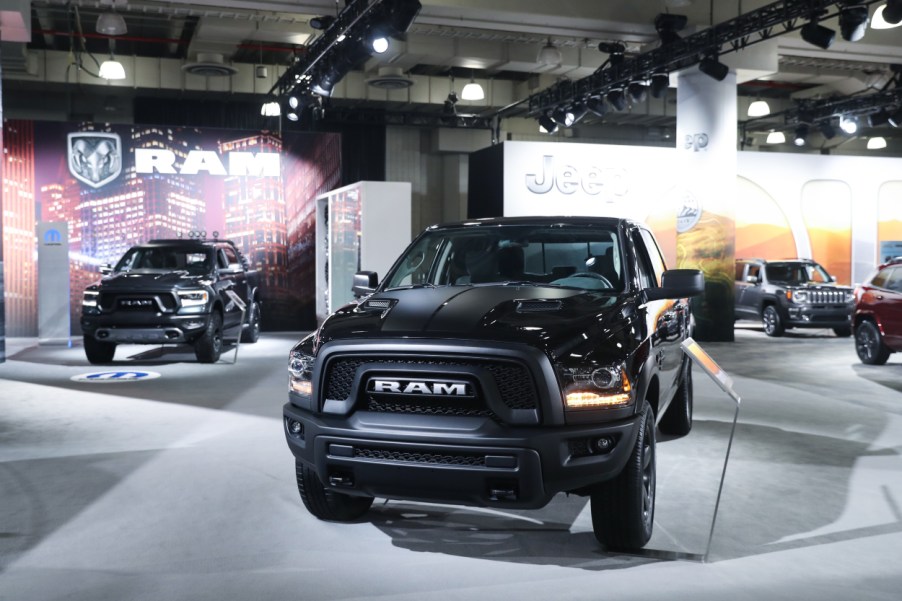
[93, 270, 209, 291]
[318, 285, 630, 357]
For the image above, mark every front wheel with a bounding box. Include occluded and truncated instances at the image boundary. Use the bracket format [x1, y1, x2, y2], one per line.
[855, 320, 890, 365]
[194, 312, 223, 363]
[296, 462, 374, 521]
[660, 360, 692, 437]
[590, 400, 656, 550]
[762, 305, 785, 337]
[83, 335, 116, 364]
[240, 301, 261, 343]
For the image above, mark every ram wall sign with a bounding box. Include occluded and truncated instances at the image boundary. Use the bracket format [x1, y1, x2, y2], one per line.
[68, 132, 123, 188]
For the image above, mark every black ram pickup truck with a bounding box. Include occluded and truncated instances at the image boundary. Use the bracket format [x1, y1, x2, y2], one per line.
[734, 258, 854, 337]
[283, 216, 703, 550]
[81, 238, 261, 364]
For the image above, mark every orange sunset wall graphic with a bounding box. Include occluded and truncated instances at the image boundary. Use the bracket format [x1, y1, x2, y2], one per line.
[800, 181, 852, 285]
[735, 177, 796, 262]
[878, 181, 902, 262]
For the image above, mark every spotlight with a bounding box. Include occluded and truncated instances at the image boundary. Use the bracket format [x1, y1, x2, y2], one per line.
[766, 131, 786, 144]
[885, 0, 902, 25]
[800, 21, 835, 49]
[585, 95, 607, 117]
[869, 111, 891, 127]
[889, 107, 902, 127]
[288, 96, 300, 109]
[840, 115, 859, 134]
[551, 106, 570, 126]
[699, 55, 729, 81]
[568, 102, 588, 125]
[839, 5, 869, 41]
[654, 13, 687, 45]
[370, 35, 390, 53]
[286, 111, 300, 122]
[538, 113, 558, 134]
[309, 15, 335, 30]
[598, 42, 625, 66]
[607, 88, 627, 111]
[650, 72, 669, 98]
[627, 81, 648, 103]
[793, 125, 808, 146]
[819, 121, 837, 139]
[443, 90, 458, 116]
[379, 0, 422, 40]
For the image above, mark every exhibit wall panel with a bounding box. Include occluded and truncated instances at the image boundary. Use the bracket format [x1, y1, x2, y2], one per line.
[2, 120, 342, 334]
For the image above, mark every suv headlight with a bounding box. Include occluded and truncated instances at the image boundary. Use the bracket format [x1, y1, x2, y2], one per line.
[558, 363, 633, 410]
[788, 289, 808, 303]
[178, 289, 209, 307]
[82, 290, 99, 308]
[288, 350, 315, 400]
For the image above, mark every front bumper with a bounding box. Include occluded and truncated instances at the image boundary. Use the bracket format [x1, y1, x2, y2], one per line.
[283, 403, 641, 509]
[81, 312, 212, 344]
[783, 304, 853, 329]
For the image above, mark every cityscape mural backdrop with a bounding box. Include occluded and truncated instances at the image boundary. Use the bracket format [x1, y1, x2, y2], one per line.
[1, 120, 341, 336]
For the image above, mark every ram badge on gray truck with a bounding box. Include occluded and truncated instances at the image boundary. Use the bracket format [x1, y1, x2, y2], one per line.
[283, 217, 703, 550]
[81, 238, 261, 363]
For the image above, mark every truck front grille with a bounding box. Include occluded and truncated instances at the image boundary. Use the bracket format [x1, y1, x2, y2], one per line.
[807, 289, 852, 304]
[354, 445, 486, 467]
[99, 292, 178, 313]
[324, 355, 540, 414]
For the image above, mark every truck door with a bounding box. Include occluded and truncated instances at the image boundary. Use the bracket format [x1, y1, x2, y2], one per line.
[736, 262, 763, 319]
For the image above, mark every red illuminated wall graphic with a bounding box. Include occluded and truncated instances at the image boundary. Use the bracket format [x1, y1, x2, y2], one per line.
[2, 120, 341, 334]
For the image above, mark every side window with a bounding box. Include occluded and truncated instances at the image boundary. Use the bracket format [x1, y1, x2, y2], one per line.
[735, 263, 746, 281]
[747, 265, 761, 282]
[885, 267, 902, 292]
[217, 249, 229, 270]
[631, 230, 656, 289]
[222, 246, 239, 268]
[639, 229, 666, 287]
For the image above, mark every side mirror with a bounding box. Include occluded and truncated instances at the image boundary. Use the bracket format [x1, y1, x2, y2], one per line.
[352, 271, 379, 297]
[745, 274, 759, 284]
[100, 264, 112, 275]
[645, 269, 705, 301]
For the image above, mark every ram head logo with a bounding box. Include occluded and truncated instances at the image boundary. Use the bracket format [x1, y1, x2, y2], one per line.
[68, 132, 122, 188]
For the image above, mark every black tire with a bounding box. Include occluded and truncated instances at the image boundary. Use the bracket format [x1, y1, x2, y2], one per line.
[590, 400, 656, 550]
[855, 320, 890, 365]
[83, 335, 116, 364]
[240, 301, 261, 343]
[660, 360, 692, 437]
[296, 461, 374, 521]
[762, 305, 785, 337]
[833, 326, 852, 338]
[194, 312, 223, 363]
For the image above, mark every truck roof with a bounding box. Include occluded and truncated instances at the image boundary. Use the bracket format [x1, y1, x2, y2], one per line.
[428, 216, 637, 230]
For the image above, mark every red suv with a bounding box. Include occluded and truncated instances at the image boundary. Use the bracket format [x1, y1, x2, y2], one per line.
[853, 259, 902, 364]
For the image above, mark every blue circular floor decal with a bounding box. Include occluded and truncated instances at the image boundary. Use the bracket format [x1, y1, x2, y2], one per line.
[71, 370, 161, 383]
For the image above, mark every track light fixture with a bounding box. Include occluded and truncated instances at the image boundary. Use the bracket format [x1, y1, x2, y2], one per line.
[869, 110, 891, 127]
[840, 115, 859, 134]
[654, 13, 687, 46]
[585, 95, 607, 117]
[699, 55, 729, 81]
[309, 15, 335, 30]
[884, 0, 902, 25]
[627, 81, 648, 103]
[598, 42, 626, 66]
[607, 88, 627, 111]
[650, 72, 669, 98]
[793, 125, 809, 146]
[839, 5, 870, 41]
[819, 121, 837, 140]
[889, 107, 902, 127]
[800, 21, 835, 49]
[538, 112, 558, 134]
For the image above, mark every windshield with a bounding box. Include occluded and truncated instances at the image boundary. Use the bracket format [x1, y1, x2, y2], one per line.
[765, 261, 833, 284]
[382, 224, 624, 292]
[114, 247, 214, 275]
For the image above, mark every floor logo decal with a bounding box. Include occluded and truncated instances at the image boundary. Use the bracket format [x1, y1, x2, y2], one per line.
[71, 371, 162, 382]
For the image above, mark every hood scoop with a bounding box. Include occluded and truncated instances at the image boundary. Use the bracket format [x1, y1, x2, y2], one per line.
[516, 300, 563, 313]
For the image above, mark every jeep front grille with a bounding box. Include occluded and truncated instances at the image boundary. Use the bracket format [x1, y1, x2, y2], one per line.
[807, 289, 852, 304]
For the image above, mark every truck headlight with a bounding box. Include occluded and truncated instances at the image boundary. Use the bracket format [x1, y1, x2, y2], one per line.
[288, 350, 315, 399]
[788, 289, 808, 303]
[82, 290, 99, 308]
[178, 289, 209, 307]
[559, 363, 633, 410]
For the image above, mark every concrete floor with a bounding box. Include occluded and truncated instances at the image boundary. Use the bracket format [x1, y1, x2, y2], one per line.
[1, 328, 900, 600]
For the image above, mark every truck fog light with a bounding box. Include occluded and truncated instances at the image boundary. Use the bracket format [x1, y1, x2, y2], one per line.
[285, 418, 304, 438]
[183, 320, 205, 330]
[594, 436, 615, 453]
